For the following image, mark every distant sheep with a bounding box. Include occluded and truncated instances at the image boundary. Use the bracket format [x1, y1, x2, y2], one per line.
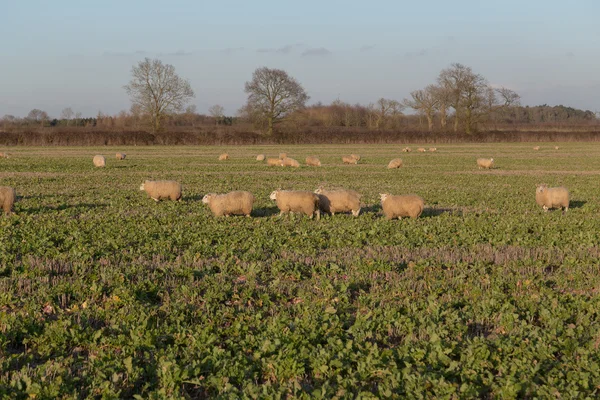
[279, 153, 287, 160]
[315, 188, 361, 217]
[402, 147, 411, 153]
[0, 186, 16, 215]
[476, 158, 494, 169]
[554, 146, 559, 150]
[202, 191, 254, 217]
[429, 147, 437, 152]
[535, 185, 569, 212]
[256, 154, 266, 161]
[0, 152, 10, 158]
[218, 153, 229, 161]
[533, 146, 540, 151]
[281, 157, 300, 168]
[351, 154, 361, 162]
[305, 156, 321, 167]
[387, 158, 403, 169]
[270, 190, 320, 219]
[93, 155, 105, 167]
[417, 148, 426, 153]
[380, 193, 424, 220]
[267, 157, 283, 166]
[115, 152, 126, 160]
[342, 155, 359, 164]
[140, 180, 182, 202]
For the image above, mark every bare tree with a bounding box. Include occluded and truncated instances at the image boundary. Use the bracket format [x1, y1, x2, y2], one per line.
[369, 98, 404, 129]
[124, 58, 195, 132]
[432, 85, 452, 129]
[208, 104, 225, 125]
[461, 72, 489, 134]
[495, 87, 521, 107]
[74, 112, 82, 127]
[438, 63, 472, 132]
[27, 109, 49, 127]
[244, 67, 309, 134]
[404, 86, 439, 131]
[61, 107, 74, 126]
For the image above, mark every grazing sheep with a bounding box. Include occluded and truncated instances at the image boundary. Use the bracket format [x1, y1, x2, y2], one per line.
[115, 152, 126, 160]
[93, 155, 106, 168]
[140, 180, 182, 202]
[267, 157, 283, 166]
[315, 188, 361, 217]
[380, 193, 424, 220]
[351, 154, 361, 162]
[281, 157, 300, 168]
[429, 147, 437, 152]
[417, 148, 426, 153]
[270, 190, 320, 219]
[0, 186, 16, 215]
[305, 156, 321, 167]
[279, 153, 287, 160]
[476, 158, 494, 169]
[535, 185, 569, 212]
[0, 152, 10, 158]
[218, 153, 229, 161]
[342, 155, 359, 164]
[387, 158, 403, 169]
[202, 191, 254, 217]
[256, 154, 266, 161]
[402, 147, 411, 153]
[554, 146, 559, 150]
[533, 146, 540, 151]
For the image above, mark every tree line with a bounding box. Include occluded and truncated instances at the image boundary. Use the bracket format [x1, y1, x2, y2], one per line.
[1, 59, 598, 134]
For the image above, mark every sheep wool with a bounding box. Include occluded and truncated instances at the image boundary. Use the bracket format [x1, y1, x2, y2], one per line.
[315, 188, 361, 217]
[115, 152, 126, 160]
[402, 147, 411, 153]
[93, 155, 106, 167]
[267, 158, 283, 166]
[270, 190, 320, 219]
[533, 146, 540, 151]
[417, 148, 426, 153]
[281, 157, 300, 168]
[429, 147, 437, 152]
[218, 153, 229, 161]
[305, 156, 321, 167]
[140, 180, 182, 202]
[202, 191, 254, 217]
[256, 154, 266, 161]
[0, 186, 16, 214]
[535, 185, 569, 212]
[554, 146, 559, 150]
[476, 158, 494, 169]
[387, 158, 403, 169]
[342, 155, 358, 164]
[279, 152, 287, 160]
[380, 193, 424, 220]
[0, 152, 10, 158]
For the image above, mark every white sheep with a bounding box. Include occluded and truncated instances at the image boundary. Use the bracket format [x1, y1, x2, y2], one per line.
[476, 158, 494, 169]
[429, 147, 437, 152]
[115, 152, 126, 160]
[305, 156, 321, 167]
[218, 153, 229, 161]
[417, 148, 426, 153]
[554, 146, 559, 150]
[279, 152, 287, 160]
[281, 157, 300, 168]
[380, 193, 424, 220]
[342, 155, 358, 164]
[0, 186, 16, 215]
[401, 147, 411, 153]
[267, 157, 283, 166]
[535, 185, 569, 212]
[140, 180, 182, 202]
[270, 190, 320, 219]
[93, 155, 106, 167]
[387, 158, 403, 169]
[533, 146, 540, 151]
[256, 154, 266, 161]
[0, 152, 10, 158]
[202, 191, 254, 217]
[315, 188, 361, 217]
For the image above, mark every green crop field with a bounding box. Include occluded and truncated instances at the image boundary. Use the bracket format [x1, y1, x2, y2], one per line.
[1, 143, 600, 398]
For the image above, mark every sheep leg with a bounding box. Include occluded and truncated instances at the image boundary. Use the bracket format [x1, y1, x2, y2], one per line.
[315, 209, 320, 221]
[352, 208, 360, 217]
[152, 197, 159, 202]
[543, 206, 548, 212]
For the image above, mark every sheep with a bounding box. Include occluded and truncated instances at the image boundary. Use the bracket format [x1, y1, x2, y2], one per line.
[267, 157, 283, 166]
[0, 152, 10, 158]
[256, 154, 266, 161]
[554, 146, 559, 150]
[402, 147, 411, 153]
[0, 186, 16, 215]
[429, 147, 437, 152]
[202, 191, 254, 217]
[533, 146, 540, 151]
[279, 152, 287, 160]
[314, 188, 361, 217]
[218, 153, 229, 161]
[476, 158, 494, 169]
[535, 185, 569, 212]
[270, 190, 320, 219]
[115, 152, 126, 160]
[351, 154, 361, 162]
[281, 157, 300, 168]
[417, 148, 426, 153]
[305, 156, 321, 167]
[342, 155, 359, 164]
[140, 180, 182, 202]
[387, 158, 403, 169]
[380, 193, 424, 220]
[93, 155, 106, 167]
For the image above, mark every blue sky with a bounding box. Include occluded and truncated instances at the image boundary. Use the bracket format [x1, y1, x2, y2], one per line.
[1, 0, 599, 118]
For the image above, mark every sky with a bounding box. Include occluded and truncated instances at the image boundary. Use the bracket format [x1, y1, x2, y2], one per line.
[1, 0, 599, 118]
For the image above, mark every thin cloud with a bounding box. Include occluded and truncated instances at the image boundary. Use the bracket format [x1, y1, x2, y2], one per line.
[221, 47, 245, 55]
[256, 44, 303, 54]
[301, 47, 332, 57]
[161, 50, 192, 56]
[103, 50, 148, 57]
[359, 45, 375, 52]
[404, 49, 428, 57]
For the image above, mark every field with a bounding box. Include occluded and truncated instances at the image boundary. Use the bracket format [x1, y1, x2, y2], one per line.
[1, 143, 600, 398]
